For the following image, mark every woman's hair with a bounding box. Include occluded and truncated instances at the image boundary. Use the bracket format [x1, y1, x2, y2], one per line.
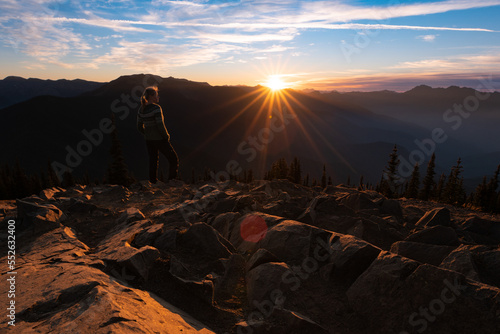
[141, 86, 158, 107]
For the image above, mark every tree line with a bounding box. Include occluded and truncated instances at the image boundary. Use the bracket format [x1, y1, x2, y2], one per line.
[2, 137, 499, 215]
[378, 145, 500, 213]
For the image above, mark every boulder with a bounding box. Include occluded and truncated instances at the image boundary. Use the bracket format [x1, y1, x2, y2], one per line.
[176, 222, 232, 259]
[16, 199, 65, 234]
[153, 228, 177, 252]
[3, 226, 214, 334]
[320, 234, 381, 286]
[133, 223, 164, 248]
[440, 245, 482, 282]
[461, 216, 500, 244]
[379, 198, 403, 218]
[339, 192, 380, 212]
[405, 225, 460, 246]
[210, 212, 241, 240]
[116, 207, 145, 225]
[228, 213, 284, 253]
[347, 251, 500, 334]
[247, 248, 281, 272]
[234, 308, 329, 334]
[390, 241, 456, 266]
[214, 253, 246, 301]
[246, 262, 292, 307]
[415, 207, 451, 228]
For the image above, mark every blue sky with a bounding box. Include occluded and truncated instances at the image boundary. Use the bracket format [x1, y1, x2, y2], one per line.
[1, 0, 500, 91]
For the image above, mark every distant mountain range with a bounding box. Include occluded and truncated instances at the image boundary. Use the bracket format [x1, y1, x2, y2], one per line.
[1, 75, 499, 191]
[0, 76, 104, 109]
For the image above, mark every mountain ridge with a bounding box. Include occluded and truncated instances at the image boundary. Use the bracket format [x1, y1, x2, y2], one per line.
[1, 74, 498, 190]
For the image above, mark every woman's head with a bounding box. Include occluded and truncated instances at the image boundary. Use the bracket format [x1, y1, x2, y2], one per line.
[141, 86, 159, 106]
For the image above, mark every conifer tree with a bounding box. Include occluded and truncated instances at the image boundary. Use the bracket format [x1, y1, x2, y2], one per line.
[381, 145, 401, 198]
[328, 176, 333, 186]
[46, 159, 61, 188]
[419, 153, 436, 201]
[107, 114, 133, 186]
[62, 170, 76, 188]
[473, 176, 489, 210]
[435, 173, 446, 201]
[486, 164, 500, 211]
[321, 164, 327, 188]
[247, 169, 254, 183]
[358, 175, 364, 191]
[405, 163, 420, 199]
[14, 159, 31, 198]
[303, 173, 310, 187]
[288, 157, 302, 184]
[442, 158, 465, 206]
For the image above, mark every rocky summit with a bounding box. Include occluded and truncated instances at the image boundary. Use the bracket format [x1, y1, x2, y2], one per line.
[1, 179, 500, 333]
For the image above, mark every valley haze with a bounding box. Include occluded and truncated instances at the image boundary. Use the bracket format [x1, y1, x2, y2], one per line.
[0, 74, 499, 192]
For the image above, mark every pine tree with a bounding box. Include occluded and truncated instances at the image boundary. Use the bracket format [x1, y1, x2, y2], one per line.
[107, 114, 133, 186]
[247, 169, 254, 183]
[419, 153, 436, 201]
[405, 163, 420, 199]
[442, 158, 465, 206]
[288, 157, 302, 184]
[46, 159, 62, 188]
[381, 145, 401, 198]
[268, 157, 289, 180]
[473, 176, 489, 210]
[14, 159, 32, 198]
[303, 173, 310, 187]
[435, 173, 446, 201]
[328, 176, 333, 186]
[486, 164, 500, 211]
[358, 175, 364, 191]
[321, 164, 327, 188]
[62, 170, 76, 188]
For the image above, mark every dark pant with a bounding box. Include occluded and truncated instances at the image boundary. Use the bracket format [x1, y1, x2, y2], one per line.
[146, 139, 179, 183]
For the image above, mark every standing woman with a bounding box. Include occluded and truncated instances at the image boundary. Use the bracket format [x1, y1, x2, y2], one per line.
[137, 86, 179, 183]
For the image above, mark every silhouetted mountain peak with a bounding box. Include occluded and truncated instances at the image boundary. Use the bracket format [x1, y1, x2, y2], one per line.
[405, 84, 433, 94]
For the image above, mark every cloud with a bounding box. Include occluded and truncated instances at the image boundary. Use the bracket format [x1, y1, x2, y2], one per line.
[1, 0, 500, 74]
[392, 51, 500, 72]
[417, 34, 438, 42]
[92, 40, 249, 70]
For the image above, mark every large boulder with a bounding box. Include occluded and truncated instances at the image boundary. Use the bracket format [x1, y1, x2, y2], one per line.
[347, 252, 500, 334]
[1, 226, 214, 334]
[390, 241, 456, 266]
[415, 207, 451, 228]
[461, 216, 500, 244]
[405, 225, 460, 246]
[16, 199, 66, 234]
[176, 222, 233, 259]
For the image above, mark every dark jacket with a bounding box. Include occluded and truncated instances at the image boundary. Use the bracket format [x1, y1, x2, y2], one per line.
[137, 103, 170, 141]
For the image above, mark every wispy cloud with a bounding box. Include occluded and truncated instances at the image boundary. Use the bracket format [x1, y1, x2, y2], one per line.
[1, 0, 500, 77]
[417, 34, 438, 42]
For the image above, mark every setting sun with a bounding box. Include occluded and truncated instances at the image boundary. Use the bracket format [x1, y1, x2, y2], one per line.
[264, 76, 288, 91]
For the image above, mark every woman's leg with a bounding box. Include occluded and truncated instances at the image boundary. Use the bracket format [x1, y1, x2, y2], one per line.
[158, 140, 179, 180]
[146, 141, 159, 183]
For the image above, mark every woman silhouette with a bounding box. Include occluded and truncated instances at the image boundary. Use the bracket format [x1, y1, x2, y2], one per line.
[137, 86, 179, 183]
